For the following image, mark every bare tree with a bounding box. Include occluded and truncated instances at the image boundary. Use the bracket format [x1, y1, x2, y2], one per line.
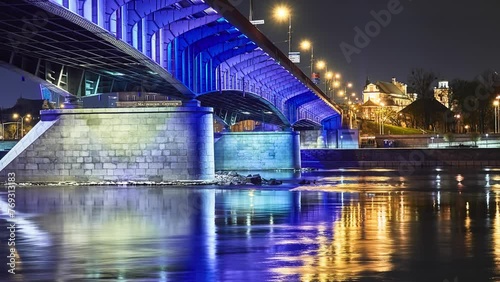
[450, 70, 499, 133]
[408, 68, 439, 99]
[475, 70, 499, 133]
[407, 68, 439, 129]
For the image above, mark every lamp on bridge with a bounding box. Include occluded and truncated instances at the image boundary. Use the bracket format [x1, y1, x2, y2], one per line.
[333, 81, 352, 104]
[273, 5, 292, 54]
[316, 60, 326, 71]
[300, 40, 314, 76]
[345, 82, 353, 101]
[315, 60, 330, 95]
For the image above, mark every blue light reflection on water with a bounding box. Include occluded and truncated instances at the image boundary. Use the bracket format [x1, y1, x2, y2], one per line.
[0, 168, 500, 281]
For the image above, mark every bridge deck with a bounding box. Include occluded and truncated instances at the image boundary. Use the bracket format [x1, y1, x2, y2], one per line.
[0, 0, 342, 129]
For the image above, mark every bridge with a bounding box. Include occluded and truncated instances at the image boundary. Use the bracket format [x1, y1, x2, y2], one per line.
[0, 0, 343, 182]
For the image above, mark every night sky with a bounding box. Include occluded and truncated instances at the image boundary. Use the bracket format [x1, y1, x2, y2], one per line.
[239, 0, 500, 90]
[1, 0, 499, 107]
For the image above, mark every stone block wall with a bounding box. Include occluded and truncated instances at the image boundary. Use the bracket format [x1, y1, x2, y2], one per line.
[0, 107, 215, 182]
[299, 130, 324, 149]
[214, 131, 301, 171]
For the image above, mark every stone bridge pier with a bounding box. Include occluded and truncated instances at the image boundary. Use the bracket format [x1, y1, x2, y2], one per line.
[0, 102, 215, 183]
[214, 131, 301, 171]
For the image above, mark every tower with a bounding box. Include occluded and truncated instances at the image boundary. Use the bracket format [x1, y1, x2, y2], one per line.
[434, 81, 450, 108]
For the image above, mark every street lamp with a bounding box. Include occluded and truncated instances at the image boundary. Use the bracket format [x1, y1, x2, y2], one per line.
[454, 114, 461, 133]
[13, 113, 31, 139]
[273, 5, 292, 54]
[325, 71, 333, 80]
[379, 103, 385, 135]
[494, 100, 499, 134]
[300, 40, 314, 75]
[325, 71, 334, 97]
[315, 60, 330, 94]
[334, 81, 352, 103]
[349, 104, 357, 129]
[316, 60, 326, 71]
[344, 82, 353, 99]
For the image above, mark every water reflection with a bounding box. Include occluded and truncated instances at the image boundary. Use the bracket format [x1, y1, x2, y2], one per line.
[1, 169, 500, 281]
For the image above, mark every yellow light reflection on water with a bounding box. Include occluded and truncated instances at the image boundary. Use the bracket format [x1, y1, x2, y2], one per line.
[495, 194, 500, 272]
[270, 193, 415, 281]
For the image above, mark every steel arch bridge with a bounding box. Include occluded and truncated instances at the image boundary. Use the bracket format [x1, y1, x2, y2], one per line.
[0, 0, 342, 130]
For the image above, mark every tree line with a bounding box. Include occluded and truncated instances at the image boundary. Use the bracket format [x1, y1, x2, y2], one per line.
[407, 68, 499, 133]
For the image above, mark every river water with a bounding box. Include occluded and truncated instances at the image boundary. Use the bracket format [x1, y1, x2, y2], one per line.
[1, 168, 499, 281]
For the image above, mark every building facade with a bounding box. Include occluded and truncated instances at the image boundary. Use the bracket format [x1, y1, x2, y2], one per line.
[361, 77, 416, 120]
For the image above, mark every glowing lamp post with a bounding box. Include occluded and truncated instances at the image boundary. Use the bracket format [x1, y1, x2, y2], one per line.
[316, 60, 326, 71]
[300, 40, 314, 75]
[13, 113, 32, 139]
[315, 60, 329, 93]
[454, 114, 461, 133]
[379, 103, 385, 135]
[273, 5, 292, 54]
[494, 100, 499, 133]
[345, 82, 353, 101]
[325, 71, 333, 97]
[334, 81, 352, 105]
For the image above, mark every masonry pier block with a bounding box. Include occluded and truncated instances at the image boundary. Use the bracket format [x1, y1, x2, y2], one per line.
[0, 107, 215, 182]
[214, 131, 301, 171]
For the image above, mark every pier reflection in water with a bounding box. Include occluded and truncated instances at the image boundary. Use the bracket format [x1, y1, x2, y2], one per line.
[0, 168, 500, 281]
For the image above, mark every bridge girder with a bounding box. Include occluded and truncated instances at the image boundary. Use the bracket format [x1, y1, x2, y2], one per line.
[220, 50, 266, 70]
[225, 54, 269, 75]
[3, 0, 341, 127]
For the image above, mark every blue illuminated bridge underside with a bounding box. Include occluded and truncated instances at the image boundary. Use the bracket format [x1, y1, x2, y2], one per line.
[0, 0, 342, 129]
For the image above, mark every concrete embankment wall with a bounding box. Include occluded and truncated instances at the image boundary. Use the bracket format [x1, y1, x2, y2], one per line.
[0, 107, 215, 182]
[302, 148, 500, 169]
[372, 134, 500, 148]
[214, 132, 301, 171]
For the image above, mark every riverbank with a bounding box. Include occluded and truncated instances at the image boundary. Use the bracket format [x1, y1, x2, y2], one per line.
[0, 170, 308, 187]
